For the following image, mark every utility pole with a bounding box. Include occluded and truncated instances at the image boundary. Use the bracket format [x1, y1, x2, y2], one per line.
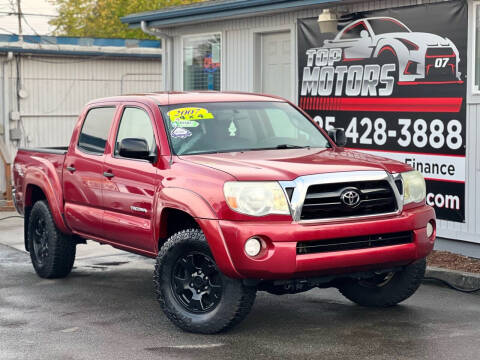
[16, 0, 23, 42]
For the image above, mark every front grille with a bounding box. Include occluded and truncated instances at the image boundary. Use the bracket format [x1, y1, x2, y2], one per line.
[426, 47, 454, 56]
[300, 180, 397, 220]
[297, 231, 413, 255]
[284, 187, 295, 201]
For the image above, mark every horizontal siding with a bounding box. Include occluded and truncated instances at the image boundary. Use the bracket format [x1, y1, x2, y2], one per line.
[19, 56, 162, 148]
[477, 102, 480, 241]
[435, 103, 479, 244]
[169, 0, 447, 91]
[419, 0, 476, 244]
[0, 64, 5, 194]
[224, 29, 253, 93]
[166, 0, 448, 35]
[0, 54, 162, 197]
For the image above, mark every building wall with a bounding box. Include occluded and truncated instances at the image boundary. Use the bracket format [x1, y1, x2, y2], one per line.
[16, 56, 162, 148]
[463, 0, 480, 244]
[162, 0, 480, 244]
[0, 54, 162, 197]
[165, 0, 449, 93]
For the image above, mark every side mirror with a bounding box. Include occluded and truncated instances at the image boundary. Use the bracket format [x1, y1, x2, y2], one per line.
[328, 128, 347, 147]
[118, 138, 151, 161]
[360, 30, 370, 38]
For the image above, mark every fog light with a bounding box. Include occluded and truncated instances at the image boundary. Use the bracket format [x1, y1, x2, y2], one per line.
[427, 222, 434, 238]
[245, 237, 262, 257]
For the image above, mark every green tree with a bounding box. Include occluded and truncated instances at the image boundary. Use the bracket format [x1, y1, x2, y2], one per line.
[49, 0, 206, 39]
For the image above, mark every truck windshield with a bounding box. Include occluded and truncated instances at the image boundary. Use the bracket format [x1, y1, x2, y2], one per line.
[160, 101, 330, 155]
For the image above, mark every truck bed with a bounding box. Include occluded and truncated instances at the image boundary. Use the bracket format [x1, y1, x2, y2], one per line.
[13, 147, 68, 215]
[17, 146, 68, 155]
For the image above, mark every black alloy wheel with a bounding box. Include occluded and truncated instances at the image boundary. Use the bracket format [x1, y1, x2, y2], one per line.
[27, 200, 76, 278]
[171, 252, 223, 313]
[154, 228, 257, 334]
[358, 271, 396, 288]
[338, 259, 426, 307]
[32, 216, 49, 265]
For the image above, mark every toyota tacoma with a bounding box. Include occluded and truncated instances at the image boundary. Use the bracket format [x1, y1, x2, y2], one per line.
[13, 92, 436, 333]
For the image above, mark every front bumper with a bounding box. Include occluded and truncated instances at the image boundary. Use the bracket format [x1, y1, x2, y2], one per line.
[198, 205, 435, 279]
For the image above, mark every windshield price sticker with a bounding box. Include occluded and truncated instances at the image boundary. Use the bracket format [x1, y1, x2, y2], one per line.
[168, 107, 214, 122]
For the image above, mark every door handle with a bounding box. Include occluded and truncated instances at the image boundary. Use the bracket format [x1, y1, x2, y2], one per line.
[103, 171, 115, 178]
[66, 166, 76, 173]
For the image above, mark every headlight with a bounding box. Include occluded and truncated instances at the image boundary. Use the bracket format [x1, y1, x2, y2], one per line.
[224, 181, 290, 216]
[401, 170, 426, 205]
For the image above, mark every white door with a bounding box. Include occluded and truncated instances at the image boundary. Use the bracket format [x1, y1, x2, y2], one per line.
[261, 32, 291, 100]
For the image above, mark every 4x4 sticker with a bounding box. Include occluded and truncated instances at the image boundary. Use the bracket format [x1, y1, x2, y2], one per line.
[168, 107, 214, 122]
[171, 127, 192, 139]
[172, 120, 199, 128]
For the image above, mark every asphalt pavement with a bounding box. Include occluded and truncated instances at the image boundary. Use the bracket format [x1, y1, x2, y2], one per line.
[0, 215, 479, 360]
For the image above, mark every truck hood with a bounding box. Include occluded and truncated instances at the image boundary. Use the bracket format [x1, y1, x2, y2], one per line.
[179, 148, 410, 181]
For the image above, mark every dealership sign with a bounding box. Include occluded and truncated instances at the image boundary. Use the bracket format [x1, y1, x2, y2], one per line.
[297, 1, 467, 222]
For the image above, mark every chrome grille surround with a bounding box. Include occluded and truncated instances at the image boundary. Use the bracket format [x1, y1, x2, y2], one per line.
[279, 171, 403, 223]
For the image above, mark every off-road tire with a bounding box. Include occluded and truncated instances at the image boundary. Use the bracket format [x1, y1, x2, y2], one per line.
[338, 259, 426, 307]
[27, 200, 76, 278]
[154, 228, 257, 334]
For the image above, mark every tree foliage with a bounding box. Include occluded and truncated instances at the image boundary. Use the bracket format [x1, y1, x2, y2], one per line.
[49, 0, 207, 39]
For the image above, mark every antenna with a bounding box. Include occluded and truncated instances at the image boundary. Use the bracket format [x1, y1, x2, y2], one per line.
[16, 0, 23, 42]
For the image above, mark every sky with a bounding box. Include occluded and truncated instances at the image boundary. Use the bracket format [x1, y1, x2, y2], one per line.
[0, 0, 58, 36]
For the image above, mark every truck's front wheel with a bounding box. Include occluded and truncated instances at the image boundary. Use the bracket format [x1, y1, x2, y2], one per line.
[338, 259, 426, 307]
[154, 229, 256, 334]
[27, 200, 76, 278]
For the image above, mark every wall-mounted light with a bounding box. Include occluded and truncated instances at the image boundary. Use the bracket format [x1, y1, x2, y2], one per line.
[318, 9, 338, 34]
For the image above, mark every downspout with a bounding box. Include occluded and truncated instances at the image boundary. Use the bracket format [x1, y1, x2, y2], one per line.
[141, 21, 173, 92]
[1, 52, 14, 202]
[2, 52, 13, 146]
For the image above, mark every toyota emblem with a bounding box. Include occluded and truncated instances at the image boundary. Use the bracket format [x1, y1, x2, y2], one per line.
[341, 189, 361, 207]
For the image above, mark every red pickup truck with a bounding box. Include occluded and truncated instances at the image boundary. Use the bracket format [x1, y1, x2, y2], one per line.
[13, 92, 436, 334]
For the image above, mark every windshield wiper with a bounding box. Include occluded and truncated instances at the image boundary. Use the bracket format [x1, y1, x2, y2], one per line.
[240, 144, 311, 152]
[274, 144, 310, 149]
[181, 145, 312, 155]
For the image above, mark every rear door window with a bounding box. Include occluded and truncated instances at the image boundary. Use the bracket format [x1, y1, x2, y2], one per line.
[78, 107, 116, 154]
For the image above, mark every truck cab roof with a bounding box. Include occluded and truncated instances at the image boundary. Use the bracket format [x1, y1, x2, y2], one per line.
[88, 91, 286, 106]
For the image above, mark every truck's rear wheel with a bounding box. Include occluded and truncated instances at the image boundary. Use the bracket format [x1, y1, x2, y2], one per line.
[338, 259, 426, 307]
[154, 228, 256, 334]
[27, 200, 76, 278]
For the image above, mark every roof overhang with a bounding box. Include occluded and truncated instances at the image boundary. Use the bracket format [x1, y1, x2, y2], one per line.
[0, 34, 162, 58]
[122, 0, 338, 29]
[0, 43, 163, 58]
